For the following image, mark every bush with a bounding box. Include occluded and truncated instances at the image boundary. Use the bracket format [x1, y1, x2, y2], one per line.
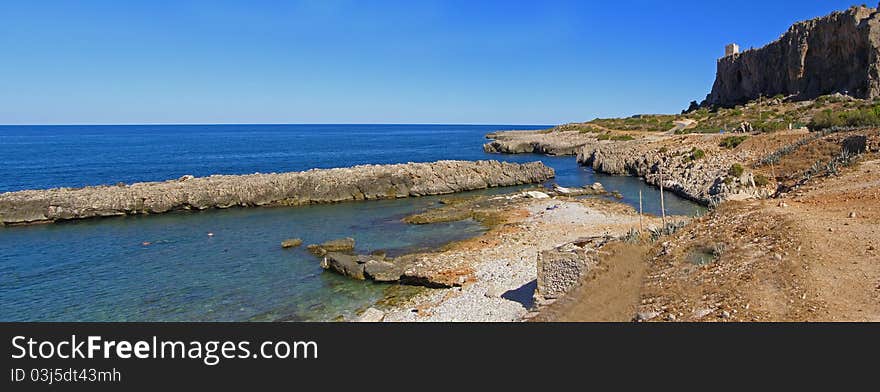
[611, 134, 634, 141]
[754, 174, 770, 186]
[728, 163, 744, 177]
[719, 135, 748, 149]
[691, 148, 705, 160]
[808, 105, 880, 130]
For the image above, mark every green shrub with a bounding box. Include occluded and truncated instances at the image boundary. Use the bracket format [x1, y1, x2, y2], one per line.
[808, 104, 880, 130]
[691, 148, 705, 160]
[719, 135, 748, 149]
[597, 133, 611, 141]
[754, 174, 770, 186]
[728, 163, 744, 177]
[611, 134, 634, 141]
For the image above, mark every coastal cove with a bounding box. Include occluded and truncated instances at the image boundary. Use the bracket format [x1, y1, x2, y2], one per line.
[0, 124, 702, 321]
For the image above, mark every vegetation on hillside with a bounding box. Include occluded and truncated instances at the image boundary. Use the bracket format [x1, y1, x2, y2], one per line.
[586, 115, 676, 133]
[544, 94, 880, 135]
[808, 104, 880, 130]
[719, 135, 748, 149]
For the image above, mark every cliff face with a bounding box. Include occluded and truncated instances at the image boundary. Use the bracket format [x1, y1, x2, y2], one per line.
[705, 5, 880, 107]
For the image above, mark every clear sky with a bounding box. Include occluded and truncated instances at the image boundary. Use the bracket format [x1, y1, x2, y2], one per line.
[0, 0, 866, 125]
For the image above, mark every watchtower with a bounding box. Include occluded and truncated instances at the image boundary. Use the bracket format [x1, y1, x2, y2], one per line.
[724, 43, 740, 57]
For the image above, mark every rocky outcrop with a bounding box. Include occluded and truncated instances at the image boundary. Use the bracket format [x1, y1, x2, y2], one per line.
[484, 130, 596, 156]
[281, 238, 303, 248]
[307, 238, 356, 256]
[704, 5, 880, 107]
[577, 134, 773, 205]
[0, 160, 554, 225]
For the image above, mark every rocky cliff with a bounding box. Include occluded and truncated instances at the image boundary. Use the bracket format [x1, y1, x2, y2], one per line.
[0, 160, 554, 225]
[704, 5, 880, 107]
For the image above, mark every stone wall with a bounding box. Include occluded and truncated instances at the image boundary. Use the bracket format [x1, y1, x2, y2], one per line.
[535, 237, 606, 301]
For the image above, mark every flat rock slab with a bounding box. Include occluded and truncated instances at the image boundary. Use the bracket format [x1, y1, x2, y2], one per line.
[0, 160, 554, 225]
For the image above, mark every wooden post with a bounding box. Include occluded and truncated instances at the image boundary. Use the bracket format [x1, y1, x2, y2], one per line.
[639, 189, 643, 232]
[659, 165, 666, 227]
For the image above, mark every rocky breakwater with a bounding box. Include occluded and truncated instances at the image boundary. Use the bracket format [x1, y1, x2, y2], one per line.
[0, 160, 555, 225]
[484, 130, 597, 156]
[704, 5, 880, 107]
[577, 134, 776, 205]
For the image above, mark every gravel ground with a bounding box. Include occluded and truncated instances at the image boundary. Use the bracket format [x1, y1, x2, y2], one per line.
[382, 198, 656, 322]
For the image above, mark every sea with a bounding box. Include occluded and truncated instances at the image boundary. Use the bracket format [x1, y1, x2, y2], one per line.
[0, 124, 703, 321]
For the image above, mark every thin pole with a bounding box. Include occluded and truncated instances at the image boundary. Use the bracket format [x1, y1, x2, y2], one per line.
[639, 189, 643, 232]
[659, 165, 666, 227]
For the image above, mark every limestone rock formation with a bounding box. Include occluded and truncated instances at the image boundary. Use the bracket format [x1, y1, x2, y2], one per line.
[704, 5, 880, 107]
[483, 130, 595, 156]
[307, 238, 356, 256]
[0, 160, 554, 225]
[576, 134, 773, 205]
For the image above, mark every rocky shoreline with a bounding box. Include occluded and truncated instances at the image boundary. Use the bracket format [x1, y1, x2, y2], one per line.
[370, 196, 669, 322]
[0, 160, 554, 225]
[485, 128, 803, 204]
[483, 130, 596, 155]
[576, 133, 782, 204]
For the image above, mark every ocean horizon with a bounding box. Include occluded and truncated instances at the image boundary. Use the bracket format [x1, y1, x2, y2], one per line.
[0, 124, 701, 322]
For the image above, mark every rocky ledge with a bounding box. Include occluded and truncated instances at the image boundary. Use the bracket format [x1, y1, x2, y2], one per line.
[577, 133, 777, 205]
[0, 160, 554, 225]
[483, 130, 596, 155]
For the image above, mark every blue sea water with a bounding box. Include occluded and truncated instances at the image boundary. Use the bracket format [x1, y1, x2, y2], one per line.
[0, 124, 702, 321]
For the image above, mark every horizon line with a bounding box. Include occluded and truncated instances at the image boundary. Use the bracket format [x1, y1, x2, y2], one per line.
[0, 122, 559, 127]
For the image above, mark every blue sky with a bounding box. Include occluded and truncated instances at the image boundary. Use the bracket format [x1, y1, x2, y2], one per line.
[0, 0, 865, 124]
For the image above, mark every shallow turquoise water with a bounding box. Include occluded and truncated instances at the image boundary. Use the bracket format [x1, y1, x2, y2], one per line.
[0, 124, 703, 321]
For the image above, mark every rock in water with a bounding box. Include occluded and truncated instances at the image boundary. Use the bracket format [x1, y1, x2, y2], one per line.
[281, 238, 303, 248]
[320, 252, 366, 280]
[0, 160, 555, 225]
[307, 237, 355, 256]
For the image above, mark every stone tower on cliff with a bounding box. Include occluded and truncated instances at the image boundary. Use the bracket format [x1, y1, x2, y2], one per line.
[703, 4, 880, 107]
[724, 43, 740, 57]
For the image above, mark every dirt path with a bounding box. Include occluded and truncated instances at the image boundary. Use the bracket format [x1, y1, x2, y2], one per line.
[531, 242, 650, 322]
[538, 155, 879, 322]
[780, 158, 880, 321]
